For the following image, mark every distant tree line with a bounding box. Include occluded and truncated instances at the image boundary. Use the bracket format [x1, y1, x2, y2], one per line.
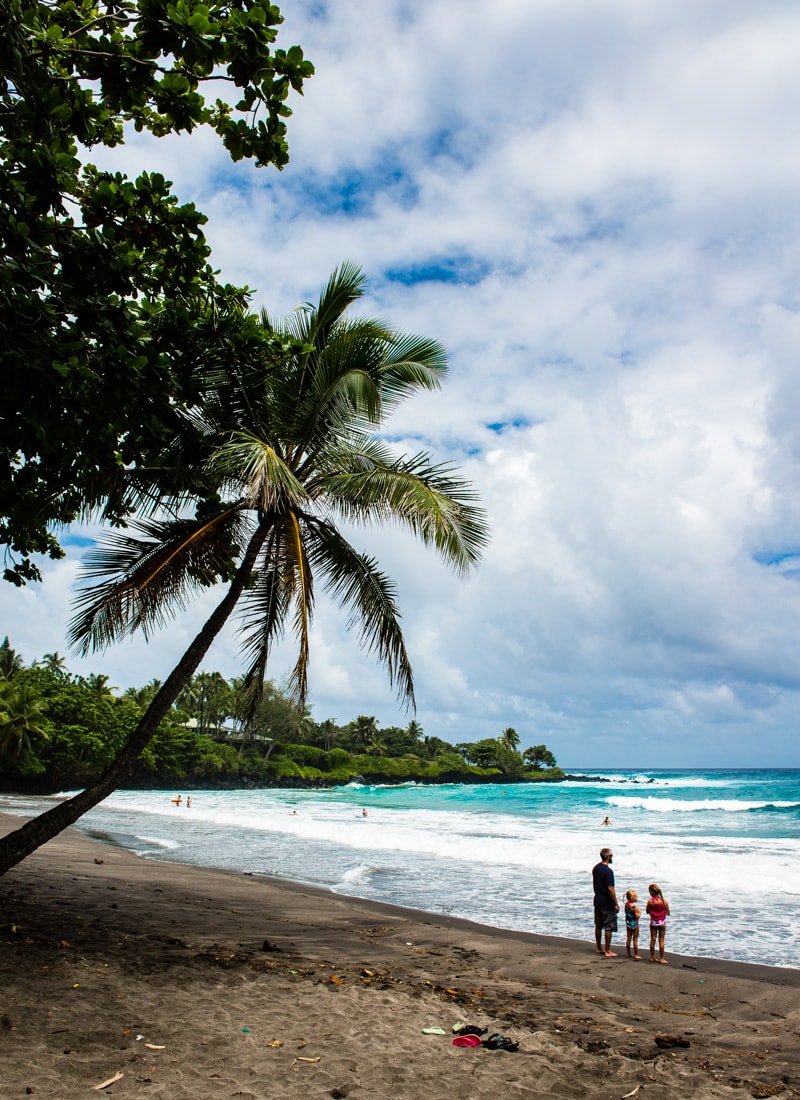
[0, 639, 562, 790]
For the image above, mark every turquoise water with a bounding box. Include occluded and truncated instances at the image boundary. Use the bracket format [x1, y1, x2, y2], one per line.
[3, 768, 799, 968]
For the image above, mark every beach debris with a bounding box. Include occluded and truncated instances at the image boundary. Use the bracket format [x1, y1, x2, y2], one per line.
[71, 983, 80, 989]
[92, 1071, 123, 1090]
[261, 939, 280, 952]
[136, 1034, 144, 1041]
[241, 1027, 251, 1033]
[483, 1034, 519, 1052]
[328, 975, 345, 984]
[422, 1027, 447, 1035]
[94, 858, 104, 864]
[266, 1040, 283, 1048]
[622, 1088, 641, 1098]
[144, 1043, 165, 1050]
[654, 1034, 691, 1049]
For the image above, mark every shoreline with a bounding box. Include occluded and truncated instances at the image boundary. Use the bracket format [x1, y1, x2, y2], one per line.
[90, 820, 800, 986]
[2, 812, 800, 1098]
[4, 800, 799, 980]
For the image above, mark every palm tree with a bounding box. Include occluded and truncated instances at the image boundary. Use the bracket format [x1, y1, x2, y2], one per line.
[39, 651, 68, 677]
[83, 673, 117, 700]
[0, 637, 23, 680]
[405, 719, 423, 742]
[498, 726, 520, 752]
[351, 715, 379, 749]
[0, 263, 488, 874]
[123, 679, 163, 709]
[319, 718, 337, 750]
[0, 682, 49, 761]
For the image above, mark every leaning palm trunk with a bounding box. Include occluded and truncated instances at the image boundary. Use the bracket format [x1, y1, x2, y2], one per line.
[0, 523, 270, 876]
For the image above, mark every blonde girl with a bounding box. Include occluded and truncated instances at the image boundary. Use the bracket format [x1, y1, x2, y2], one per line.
[624, 890, 641, 960]
[646, 883, 670, 964]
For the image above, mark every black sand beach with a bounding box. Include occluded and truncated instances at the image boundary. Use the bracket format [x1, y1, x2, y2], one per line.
[1, 812, 799, 1098]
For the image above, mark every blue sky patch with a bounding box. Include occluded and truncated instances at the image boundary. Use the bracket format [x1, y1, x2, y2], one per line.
[486, 418, 531, 434]
[753, 551, 800, 578]
[278, 160, 420, 217]
[384, 257, 490, 286]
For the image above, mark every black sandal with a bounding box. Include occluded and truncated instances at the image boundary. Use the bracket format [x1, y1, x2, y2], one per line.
[483, 1033, 519, 1052]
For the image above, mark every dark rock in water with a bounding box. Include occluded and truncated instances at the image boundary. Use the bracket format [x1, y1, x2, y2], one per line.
[564, 774, 610, 783]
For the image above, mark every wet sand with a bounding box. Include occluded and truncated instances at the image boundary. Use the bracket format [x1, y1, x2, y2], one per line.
[1, 811, 799, 1099]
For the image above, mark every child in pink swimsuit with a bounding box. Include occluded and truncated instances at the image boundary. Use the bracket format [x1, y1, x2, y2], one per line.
[646, 883, 670, 964]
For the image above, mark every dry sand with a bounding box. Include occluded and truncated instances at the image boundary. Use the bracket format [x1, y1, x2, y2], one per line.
[1, 811, 799, 1100]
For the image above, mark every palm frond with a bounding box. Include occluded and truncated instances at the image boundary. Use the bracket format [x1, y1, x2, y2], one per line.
[68, 507, 252, 655]
[320, 449, 489, 576]
[377, 333, 448, 409]
[304, 518, 415, 708]
[236, 528, 292, 719]
[236, 511, 314, 707]
[285, 511, 313, 702]
[207, 431, 310, 511]
[302, 261, 368, 350]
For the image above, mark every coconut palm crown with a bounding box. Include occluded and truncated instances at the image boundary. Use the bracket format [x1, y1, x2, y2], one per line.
[68, 262, 487, 715]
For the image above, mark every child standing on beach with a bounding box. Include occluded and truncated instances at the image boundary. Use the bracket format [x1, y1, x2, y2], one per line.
[624, 890, 641, 960]
[646, 883, 670, 964]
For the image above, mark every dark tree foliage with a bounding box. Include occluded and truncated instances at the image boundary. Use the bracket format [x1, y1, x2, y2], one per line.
[523, 744, 557, 769]
[0, 0, 313, 582]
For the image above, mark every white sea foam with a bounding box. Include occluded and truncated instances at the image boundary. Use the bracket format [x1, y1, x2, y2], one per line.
[6, 772, 799, 968]
[133, 834, 181, 851]
[330, 863, 378, 892]
[607, 796, 800, 813]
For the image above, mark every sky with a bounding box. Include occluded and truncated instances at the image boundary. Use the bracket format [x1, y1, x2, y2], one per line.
[5, 0, 800, 768]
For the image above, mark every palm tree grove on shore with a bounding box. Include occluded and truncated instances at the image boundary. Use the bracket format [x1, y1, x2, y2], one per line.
[0, 639, 562, 791]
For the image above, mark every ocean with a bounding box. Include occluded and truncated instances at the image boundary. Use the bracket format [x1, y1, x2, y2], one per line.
[3, 768, 799, 969]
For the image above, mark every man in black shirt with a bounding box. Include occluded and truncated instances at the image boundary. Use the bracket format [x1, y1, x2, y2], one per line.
[592, 847, 619, 957]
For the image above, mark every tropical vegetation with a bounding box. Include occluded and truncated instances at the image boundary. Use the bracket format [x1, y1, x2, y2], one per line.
[1, 0, 313, 583]
[0, 640, 563, 790]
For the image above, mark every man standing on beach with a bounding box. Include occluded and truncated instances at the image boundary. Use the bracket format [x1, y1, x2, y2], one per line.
[592, 847, 619, 957]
